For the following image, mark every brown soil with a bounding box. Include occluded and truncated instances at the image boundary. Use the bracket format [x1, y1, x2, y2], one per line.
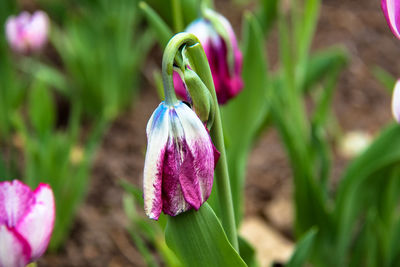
[38, 0, 399, 266]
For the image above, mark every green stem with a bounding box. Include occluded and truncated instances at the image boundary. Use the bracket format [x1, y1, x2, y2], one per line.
[162, 33, 238, 251]
[162, 33, 197, 105]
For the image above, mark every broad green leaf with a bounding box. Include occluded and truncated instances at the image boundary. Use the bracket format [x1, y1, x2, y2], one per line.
[256, 0, 278, 36]
[334, 123, 400, 261]
[28, 81, 55, 137]
[388, 218, 400, 266]
[286, 228, 317, 267]
[221, 12, 268, 225]
[165, 203, 246, 267]
[239, 236, 258, 267]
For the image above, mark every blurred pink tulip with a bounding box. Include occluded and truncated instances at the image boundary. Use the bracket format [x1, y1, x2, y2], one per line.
[174, 12, 243, 105]
[381, 0, 400, 39]
[5, 11, 49, 53]
[0, 180, 55, 267]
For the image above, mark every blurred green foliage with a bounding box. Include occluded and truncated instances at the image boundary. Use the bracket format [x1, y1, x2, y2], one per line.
[51, 0, 153, 121]
[0, 0, 152, 252]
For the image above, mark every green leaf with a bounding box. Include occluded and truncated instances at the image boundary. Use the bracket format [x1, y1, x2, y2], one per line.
[139, 1, 173, 48]
[295, 0, 321, 89]
[286, 228, 317, 267]
[20, 58, 69, 96]
[302, 47, 348, 93]
[221, 11, 269, 225]
[28, 81, 55, 137]
[123, 194, 159, 267]
[239, 236, 258, 267]
[256, 0, 278, 36]
[334, 123, 400, 261]
[373, 66, 396, 93]
[165, 203, 246, 267]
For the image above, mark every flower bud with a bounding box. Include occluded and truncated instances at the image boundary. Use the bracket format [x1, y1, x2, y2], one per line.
[0, 180, 55, 267]
[143, 101, 219, 220]
[174, 11, 243, 104]
[5, 11, 49, 54]
[381, 0, 400, 40]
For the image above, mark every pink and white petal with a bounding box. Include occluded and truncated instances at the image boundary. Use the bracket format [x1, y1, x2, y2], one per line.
[5, 17, 18, 45]
[0, 225, 31, 267]
[392, 79, 400, 123]
[0, 180, 34, 227]
[15, 184, 54, 260]
[175, 103, 215, 207]
[25, 11, 49, 50]
[143, 104, 170, 220]
[382, 0, 400, 40]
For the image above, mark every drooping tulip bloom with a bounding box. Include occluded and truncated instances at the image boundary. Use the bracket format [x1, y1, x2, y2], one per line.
[173, 12, 243, 104]
[392, 79, 400, 123]
[381, 0, 400, 40]
[143, 101, 219, 220]
[0, 180, 55, 267]
[5, 11, 49, 53]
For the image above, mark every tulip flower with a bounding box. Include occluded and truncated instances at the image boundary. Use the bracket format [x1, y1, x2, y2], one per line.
[0, 180, 55, 267]
[381, 0, 400, 40]
[143, 101, 219, 220]
[173, 11, 243, 104]
[5, 11, 49, 53]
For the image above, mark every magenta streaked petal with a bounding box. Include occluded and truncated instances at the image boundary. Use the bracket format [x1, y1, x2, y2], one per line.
[175, 104, 215, 207]
[143, 103, 170, 220]
[0, 225, 31, 267]
[15, 184, 54, 260]
[143, 101, 218, 218]
[0, 180, 34, 227]
[178, 15, 243, 105]
[392, 79, 400, 123]
[173, 72, 188, 101]
[162, 137, 192, 216]
[382, 0, 400, 40]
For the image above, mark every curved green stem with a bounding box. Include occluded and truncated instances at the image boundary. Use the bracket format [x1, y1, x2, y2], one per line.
[162, 33, 197, 105]
[162, 33, 238, 251]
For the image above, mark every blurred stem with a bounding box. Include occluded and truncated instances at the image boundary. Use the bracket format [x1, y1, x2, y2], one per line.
[172, 0, 184, 32]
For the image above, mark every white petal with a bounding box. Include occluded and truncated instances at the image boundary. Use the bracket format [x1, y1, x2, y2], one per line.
[143, 103, 170, 219]
[392, 79, 400, 123]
